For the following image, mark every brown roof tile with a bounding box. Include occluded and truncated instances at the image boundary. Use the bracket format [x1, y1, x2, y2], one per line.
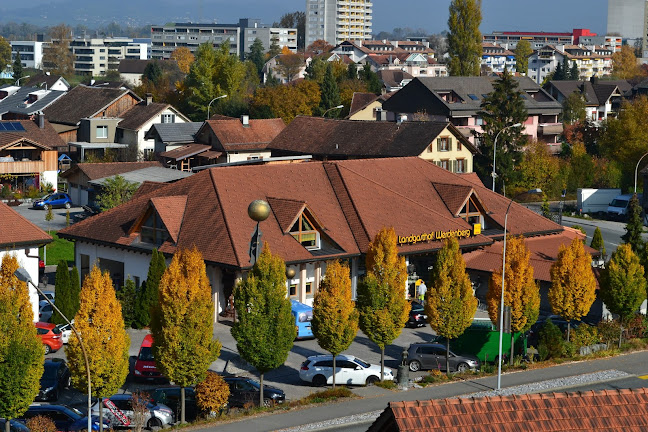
[267, 197, 306, 233]
[349, 92, 379, 116]
[0, 119, 65, 150]
[0, 202, 52, 248]
[202, 118, 286, 151]
[151, 196, 187, 243]
[433, 183, 474, 215]
[43, 85, 139, 125]
[117, 101, 169, 131]
[60, 161, 161, 181]
[159, 144, 211, 160]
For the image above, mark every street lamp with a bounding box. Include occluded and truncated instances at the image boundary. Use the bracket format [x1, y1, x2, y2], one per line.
[491, 123, 522, 192]
[206, 95, 228, 120]
[496, 188, 542, 391]
[322, 104, 344, 118]
[248, 199, 270, 265]
[634, 151, 648, 194]
[15, 75, 30, 86]
[14, 267, 92, 432]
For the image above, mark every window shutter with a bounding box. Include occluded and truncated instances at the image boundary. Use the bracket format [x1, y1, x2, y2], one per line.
[448, 139, 452, 152]
[437, 138, 441, 152]
[452, 160, 457, 173]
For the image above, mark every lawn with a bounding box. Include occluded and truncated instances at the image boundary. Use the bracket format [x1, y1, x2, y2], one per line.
[40, 231, 74, 266]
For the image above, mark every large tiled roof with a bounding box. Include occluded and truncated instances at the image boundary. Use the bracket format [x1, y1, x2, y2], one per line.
[60, 161, 161, 181]
[369, 389, 648, 431]
[547, 79, 631, 105]
[59, 157, 562, 269]
[0, 85, 66, 117]
[145, 122, 202, 144]
[377, 69, 414, 87]
[349, 92, 379, 116]
[0, 119, 65, 150]
[0, 202, 52, 248]
[43, 85, 138, 126]
[117, 101, 169, 131]
[268, 117, 477, 157]
[201, 118, 286, 151]
[89, 166, 192, 187]
[117, 59, 152, 74]
[24, 73, 69, 90]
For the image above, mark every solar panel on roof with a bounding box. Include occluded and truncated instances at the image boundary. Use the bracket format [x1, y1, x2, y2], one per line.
[0, 122, 25, 132]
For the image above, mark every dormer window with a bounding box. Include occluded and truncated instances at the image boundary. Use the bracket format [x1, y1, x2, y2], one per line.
[140, 211, 169, 246]
[459, 196, 483, 226]
[290, 213, 320, 250]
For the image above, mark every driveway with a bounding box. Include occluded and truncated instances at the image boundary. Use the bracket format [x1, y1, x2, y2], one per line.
[12, 203, 85, 231]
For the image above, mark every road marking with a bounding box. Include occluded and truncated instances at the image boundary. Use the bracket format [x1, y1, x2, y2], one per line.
[638, 374, 648, 380]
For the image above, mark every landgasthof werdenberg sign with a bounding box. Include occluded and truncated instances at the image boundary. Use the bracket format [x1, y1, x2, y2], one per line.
[397, 225, 479, 246]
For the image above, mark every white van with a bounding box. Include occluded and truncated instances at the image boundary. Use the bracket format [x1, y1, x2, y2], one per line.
[607, 193, 642, 219]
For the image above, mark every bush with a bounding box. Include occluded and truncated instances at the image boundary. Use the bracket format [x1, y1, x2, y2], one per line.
[597, 320, 621, 348]
[375, 380, 397, 389]
[538, 319, 565, 359]
[26, 415, 57, 432]
[624, 315, 646, 339]
[571, 324, 599, 348]
[131, 390, 150, 432]
[302, 387, 353, 403]
[195, 371, 230, 415]
[0, 185, 11, 199]
[25, 186, 41, 199]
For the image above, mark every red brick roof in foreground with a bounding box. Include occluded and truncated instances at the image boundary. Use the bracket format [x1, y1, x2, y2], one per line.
[59, 157, 561, 268]
[0, 202, 52, 248]
[368, 388, 648, 432]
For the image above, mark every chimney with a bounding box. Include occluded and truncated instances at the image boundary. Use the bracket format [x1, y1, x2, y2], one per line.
[241, 114, 249, 127]
[146, 93, 153, 105]
[38, 112, 45, 129]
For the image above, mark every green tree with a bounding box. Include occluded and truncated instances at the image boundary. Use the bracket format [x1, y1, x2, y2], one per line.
[66, 266, 130, 432]
[447, 0, 482, 76]
[305, 57, 327, 83]
[151, 247, 221, 423]
[425, 238, 477, 375]
[311, 260, 359, 387]
[135, 249, 166, 328]
[622, 194, 644, 256]
[12, 55, 24, 83]
[143, 61, 163, 85]
[516, 140, 561, 195]
[475, 67, 528, 191]
[356, 227, 409, 380]
[117, 278, 137, 328]
[570, 61, 580, 80]
[549, 239, 597, 341]
[590, 227, 605, 257]
[319, 63, 341, 114]
[0, 255, 44, 432]
[553, 60, 564, 81]
[96, 175, 138, 211]
[246, 38, 265, 78]
[51, 260, 71, 325]
[561, 92, 586, 124]
[486, 236, 540, 363]
[231, 246, 295, 407]
[68, 267, 80, 319]
[268, 37, 281, 59]
[514, 39, 532, 74]
[0, 37, 11, 74]
[600, 243, 647, 345]
[359, 63, 382, 94]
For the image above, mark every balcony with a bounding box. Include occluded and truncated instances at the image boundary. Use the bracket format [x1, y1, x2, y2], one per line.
[538, 123, 563, 135]
[0, 159, 45, 175]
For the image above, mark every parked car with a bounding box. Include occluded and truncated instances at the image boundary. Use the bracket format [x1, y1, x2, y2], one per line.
[37, 359, 71, 401]
[299, 354, 394, 386]
[18, 404, 107, 432]
[527, 315, 584, 347]
[0, 420, 29, 432]
[33, 192, 72, 210]
[291, 300, 314, 340]
[38, 290, 55, 303]
[151, 386, 202, 422]
[38, 302, 53, 323]
[91, 394, 174, 429]
[35, 322, 63, 354]
[223, 377, 285, 408]
[56, 321, 74, 344]
[133, 334, 163, 381]
[405, 301, 427, 328]
[406, 343, 480, 372]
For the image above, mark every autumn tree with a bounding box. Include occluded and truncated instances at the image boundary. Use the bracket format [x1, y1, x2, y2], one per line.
[311, 260, 359, 387]
[51, 260, 71, 325]
[195, 372, 230, 416]
[549, 238, 597, 341]
[600, 243, 647, 345]
[487, 236, 540, 363]
[514, 39, 532, 74]
[612, 45, 642, 80]
[307, 39, 333, 54]
[356, 227, 409, 380]
[232, 246, 295, 407]
[561, 92, 587, 125]
[591, 227, 606, 256]
[276, 52, 304, 82]
[250, 80, 320, 123]
[0, 255, 44, 432]
[151, 247, 221, 423]
[425, 238, 477, 375]
[96, 175, 138, 211]
[447, 0, 482, 76]
[0, 37, 10, 73]
[66, 266, 130, 432]
[170, 47, 194, 74]
[516, 140, 560, 196]
[135, 249, 166, 328]
[42, 24, 74, 76]
[622, 194, 645, 256]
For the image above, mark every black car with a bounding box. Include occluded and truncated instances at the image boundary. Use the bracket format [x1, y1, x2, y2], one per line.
[223, 377, 285, 407]
[37, 359, 71, 401]
[0, 420, 29, 432]
[18, 404, 107, 432]
[406, 343, 480, 372]
[151, 387, 200, 422]
[405, 301, 427, 328]
[527, 315, 584, 346]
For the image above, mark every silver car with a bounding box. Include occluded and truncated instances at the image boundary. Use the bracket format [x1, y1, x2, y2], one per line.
[91, 394, 174, 429]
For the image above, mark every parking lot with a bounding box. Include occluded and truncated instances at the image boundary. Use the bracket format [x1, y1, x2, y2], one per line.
[11, 203, 86, 232]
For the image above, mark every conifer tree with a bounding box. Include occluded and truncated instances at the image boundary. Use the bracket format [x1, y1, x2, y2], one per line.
[549, 238, 597, 341]
[51, 260, 70, 325]
[319, 63, 341, 115]
[312, 260, 359, 387]
[622, 194, 644, 256]
[68, 266, 80, 318]
[117, 278, 137, 329]
[590, 227, 606, 257]
[151, 247, 221, 423]
[246, 38, 265, 78]
[447, 0, 482, 76]
[487, 236, 540, 363]
[0, 255, 44, 432]
[553, 61, 564, 80]
[475, 67, 528, 191]
[570, 61, 580, 80]
[12, 55, 24, 82]
[232, 245, 295, 407]
[357, 227, 409, 380]
[425, 238, 477, 375]
[359, 63, 381, 94]
[66, 266, 130, 432]
[600, 243, 647, 345]
[135, 249, 166, 328]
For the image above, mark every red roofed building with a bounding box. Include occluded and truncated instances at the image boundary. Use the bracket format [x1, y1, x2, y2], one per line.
[59, 157, 584, 321]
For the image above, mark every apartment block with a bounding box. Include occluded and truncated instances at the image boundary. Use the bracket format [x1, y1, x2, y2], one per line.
[69, 38, 147, 76]
[10, 41, 45, 69]
[305, 0, 373, 48]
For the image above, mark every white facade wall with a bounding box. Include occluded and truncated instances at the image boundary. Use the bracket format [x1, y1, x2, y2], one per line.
[0, 247, 40, 322]
[225, 150, 272, 163]
[10, 41, 45, 69]
[41, 171, 58, 192]
[75, 242, 152, 286]
[306, 0, 373, 47]
[607, 0, 646, 40]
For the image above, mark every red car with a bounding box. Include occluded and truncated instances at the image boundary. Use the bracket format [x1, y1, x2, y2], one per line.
[36, 322, 63, 354]
[133, 334, 163, 381]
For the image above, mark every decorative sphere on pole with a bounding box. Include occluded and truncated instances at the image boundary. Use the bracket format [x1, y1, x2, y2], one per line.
[248, 200, 270, 222]
[286, 268, 296, 279]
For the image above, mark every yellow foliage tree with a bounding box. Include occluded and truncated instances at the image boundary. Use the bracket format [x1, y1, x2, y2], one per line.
[311, 260, 359, 387]
[250, 80, 320, 123]
[549, 238, 597, 341]
[611, 45, 643, 80]
[516, 140, 561, 195]
[487, 236, 540, 363]
[195, 371, 230, 416]
[425, 238, 477, 374]
[66, 266, 130, 432]
[170, 47, 195, 74]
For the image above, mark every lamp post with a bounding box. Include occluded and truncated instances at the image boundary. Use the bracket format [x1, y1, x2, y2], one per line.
[14, 268, 92, 432]
[496, 188, 542, 391]
[248, 200, 270, 265]
[491, 123, 522, 192]
[206, 94, 228, 121]
[322, 104, 344, 118]
[634, 151, 648, 194]
[15, 75, 30, 86]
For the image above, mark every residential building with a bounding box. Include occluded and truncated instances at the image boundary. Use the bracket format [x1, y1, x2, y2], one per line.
[67, 37, 147, 76]
[262, 53, 311, 83]
[579, 34, 623, 52]
[58, 157, 566, 318]
[240, 18, 297, 56]
[376, 70, 413, 92]
[118, 60, 153, 87]
[382, 76, 563, 150]
[608, 0, 646, 41]
[144, 122, 203, 154]
[305, 0, 373, 48]
[527, 45, 613, 84]
[366, 53, 447, 78]
[481, 43, 516, 74]
[10, 41, 46, 69]
[268, 116, 477, 173]
[0, 85, 66, 120]
[482, 28, 597, 50]
[347, 92, 392, 120]
[0, 202, 51, 321]
[23, 73, 70, 92]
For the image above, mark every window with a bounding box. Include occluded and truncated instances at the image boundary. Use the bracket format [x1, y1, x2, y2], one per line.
[456, 159, 466, 173]
[457, 140, 462, 151]
[290, 213, 320, 250]
[161, 114, 175, 123]
[140, 211, 169, 246]
[289, 284, 297, 297]
[305, 282, 313, 297]
[96, 125, 108, 139]
[437, 137, 450, 152]
[80, 254, 90, 282]
[438, 159, 449, 170]
[459, 196, 483, 225]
